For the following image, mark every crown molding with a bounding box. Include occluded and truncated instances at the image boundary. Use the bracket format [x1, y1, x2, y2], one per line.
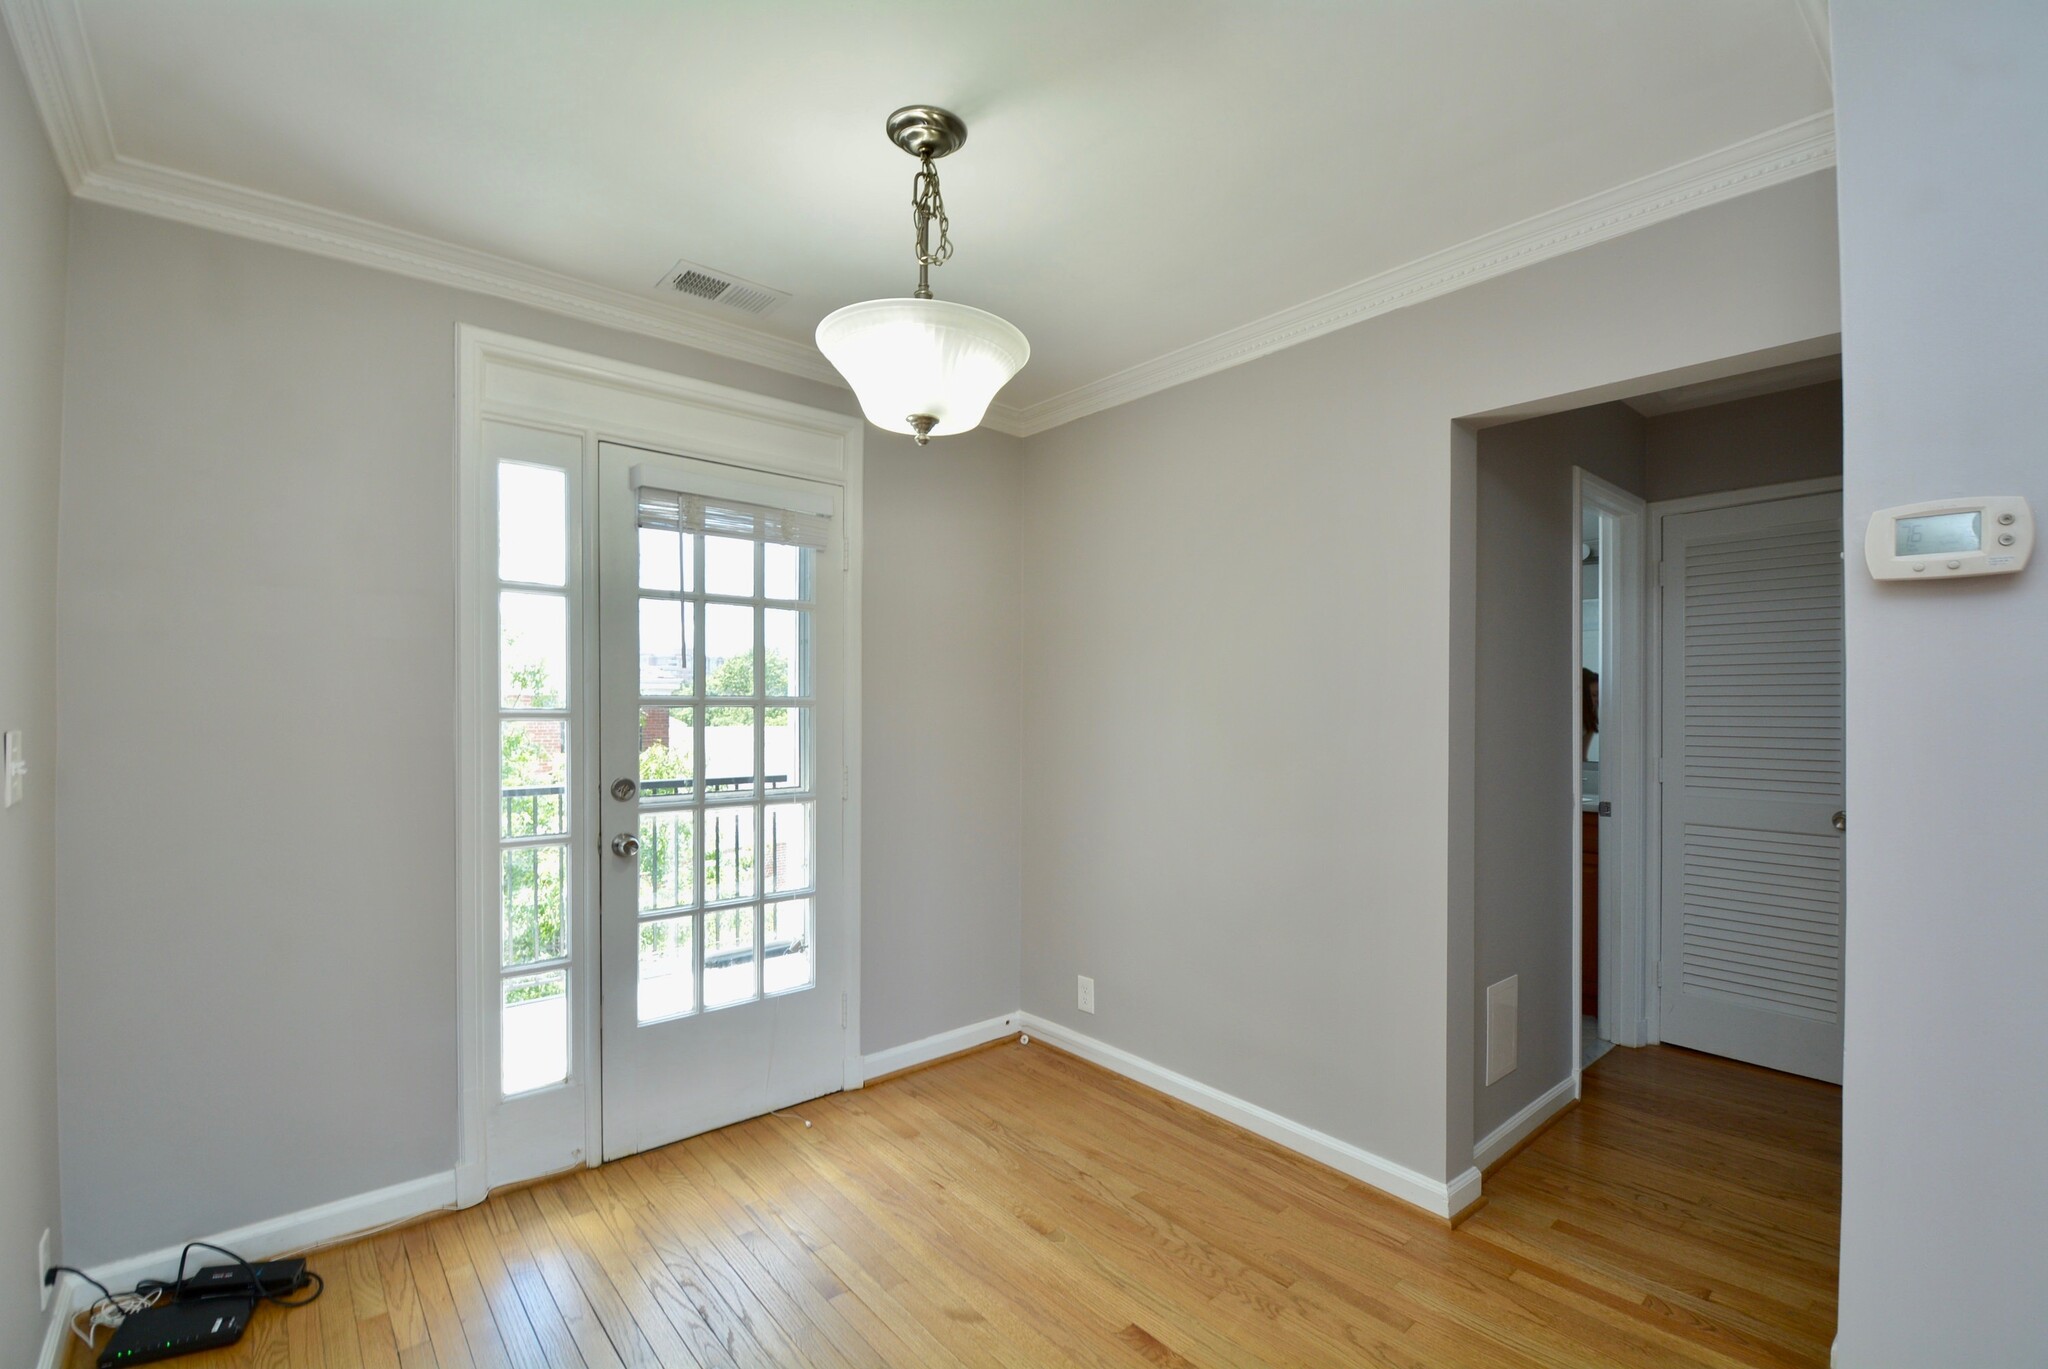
[77, 154, 1038, 435]
[0, 0, 111, 187]
[1002, 110, 1836, 437]
[70, 150, 1039, 435]
[78, 153, 858, 386]
[1794, 0, 1833, 89]
[4, 0, 1828, 443]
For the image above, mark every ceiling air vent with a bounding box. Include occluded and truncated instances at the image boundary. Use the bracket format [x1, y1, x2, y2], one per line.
[656, 258, 788, 316]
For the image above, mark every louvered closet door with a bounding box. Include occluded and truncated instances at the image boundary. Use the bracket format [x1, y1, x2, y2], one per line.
[1659, 493, 1844, 1082]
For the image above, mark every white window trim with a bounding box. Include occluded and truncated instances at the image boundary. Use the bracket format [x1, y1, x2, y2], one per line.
[456, 326, 865, 1208]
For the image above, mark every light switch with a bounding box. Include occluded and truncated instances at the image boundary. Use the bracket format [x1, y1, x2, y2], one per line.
[4, 731, 24, 808]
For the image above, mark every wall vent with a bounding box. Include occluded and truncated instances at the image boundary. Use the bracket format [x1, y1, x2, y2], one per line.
[656, 259, 788, 316]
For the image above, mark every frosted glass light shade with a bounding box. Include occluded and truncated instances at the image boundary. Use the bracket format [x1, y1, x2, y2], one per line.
[815, 297, 1028, 438]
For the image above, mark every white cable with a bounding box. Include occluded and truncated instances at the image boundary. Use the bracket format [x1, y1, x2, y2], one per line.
[69, 1286, 161, 1349]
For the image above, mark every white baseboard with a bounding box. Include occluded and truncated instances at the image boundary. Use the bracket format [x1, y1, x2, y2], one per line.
[36, 1292, 72, 1369]
[1018, 1013, 1483, 1219]
[861, 1013, 1018, 1081]
[1474, 1072, 1579, 1172]
[85, 1169, 458, 1297]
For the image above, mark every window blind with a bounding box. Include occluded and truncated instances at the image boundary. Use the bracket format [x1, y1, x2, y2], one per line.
[632, 466, 834, 550]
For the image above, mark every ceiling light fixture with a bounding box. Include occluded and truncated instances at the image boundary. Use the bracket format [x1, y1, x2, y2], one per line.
[815, 106, 1029, 445]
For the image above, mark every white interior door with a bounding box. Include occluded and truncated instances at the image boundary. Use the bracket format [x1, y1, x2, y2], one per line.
[1658, 492, 1845, 1082]
[597, 441, 846, 1160]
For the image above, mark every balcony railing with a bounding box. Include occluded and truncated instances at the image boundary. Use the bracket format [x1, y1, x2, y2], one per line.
[502, 783, 807, 963]
[503, 777, 789, 831]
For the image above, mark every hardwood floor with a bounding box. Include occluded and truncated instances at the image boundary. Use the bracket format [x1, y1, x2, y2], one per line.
[62, 1041, 1840, 1368]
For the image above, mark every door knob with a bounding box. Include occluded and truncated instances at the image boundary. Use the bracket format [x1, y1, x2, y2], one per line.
[611, 833, 642, 858]
[1832, 811, 1846, 833]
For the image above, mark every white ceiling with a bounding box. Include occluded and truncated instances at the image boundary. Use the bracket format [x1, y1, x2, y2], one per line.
[21, 0, 1833, 429]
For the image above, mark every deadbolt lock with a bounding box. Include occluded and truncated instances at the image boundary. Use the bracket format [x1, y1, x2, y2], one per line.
[610, 777, 638, 802]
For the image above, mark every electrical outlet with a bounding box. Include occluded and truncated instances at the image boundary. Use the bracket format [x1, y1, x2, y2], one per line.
[1485, 976, 1519, 1084]
[38, 1228, 52, 1312]
[1077, 975, 1095, 1014]
[4, 731, 23, 809]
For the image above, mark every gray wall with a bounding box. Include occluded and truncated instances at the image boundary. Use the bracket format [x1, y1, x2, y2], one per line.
[55, 203, 1024, 1266]
[1644, 380, 1842, 501]
[1020, 172, 1841, 1184]
[1834, 3, 2048, 1364]
[0, 22, 68, 1354]
[862, 439, 1023, 1046]
[1472, 404, 1643, 1143]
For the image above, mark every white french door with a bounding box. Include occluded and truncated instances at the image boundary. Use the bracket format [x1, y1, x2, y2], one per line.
[1657, 492, 1845, 1082]
[595, 442, 847, 1160]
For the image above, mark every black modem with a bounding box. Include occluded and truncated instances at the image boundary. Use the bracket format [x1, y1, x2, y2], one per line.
[98, 1297, 254, 1367]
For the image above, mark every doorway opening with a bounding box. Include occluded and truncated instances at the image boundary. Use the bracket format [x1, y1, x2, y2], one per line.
[1468, 353, 1844, 1170]
[1574, 475, 1646, 1074]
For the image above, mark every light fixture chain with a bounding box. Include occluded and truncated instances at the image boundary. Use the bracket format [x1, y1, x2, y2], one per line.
[911, 154, 952, 298]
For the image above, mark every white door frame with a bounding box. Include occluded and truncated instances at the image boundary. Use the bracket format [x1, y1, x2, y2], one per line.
[1641, 475, 1843, 1045]
[455, 326, 865, 1207]
[1573, 471, 1650, 1072]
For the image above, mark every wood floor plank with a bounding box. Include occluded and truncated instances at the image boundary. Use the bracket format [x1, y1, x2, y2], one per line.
[452, 1202, 587, 1369]
[603, 1154, 850, 1369]
[62, 1042, 1838, 1369]
[314, 1244, 364, 1369]
[398, 1225, 488, 1369]
[501, 1188, 651, 1369]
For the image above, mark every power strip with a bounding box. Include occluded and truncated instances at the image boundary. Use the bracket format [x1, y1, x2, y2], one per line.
[176, 1259, 309, 1302]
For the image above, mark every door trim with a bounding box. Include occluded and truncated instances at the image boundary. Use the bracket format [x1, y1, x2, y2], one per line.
[1573, 470, 1650, 1065]
[455, 326, 865, 1207]
[1642, 476, 1842, 1046]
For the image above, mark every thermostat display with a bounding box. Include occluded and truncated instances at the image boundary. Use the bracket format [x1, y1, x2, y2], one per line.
[1866, 496, 2032, 581]
[1894, 511, 1980, 556]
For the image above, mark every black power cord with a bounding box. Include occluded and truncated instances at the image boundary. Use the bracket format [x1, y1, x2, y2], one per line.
[43, 1264, 115, 1304]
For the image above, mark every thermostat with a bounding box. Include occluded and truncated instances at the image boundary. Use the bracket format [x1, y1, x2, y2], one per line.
[1864, 496, 2032, 581]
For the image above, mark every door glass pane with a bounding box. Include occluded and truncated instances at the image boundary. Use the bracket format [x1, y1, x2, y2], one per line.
[638, 528, 693, 593]
[764, 609, 805, 697]
[765, 707, 806, 794]
[501, 592, 569, 708]
[704, 707, 757, 795]
[763, 543, 804, 601]
[638, 706, 694, 798]
[639, 598, 692, 696]
[765, 900, 813, 995]
[704, 536, 754, 598]
[501, 845, 567, 967]
[637, 917, 695, 1024]
[501, 720, 567, 838]
[501, 971, 568, 1095]
[704, 605, 755, 695]
[498, 463, 566, 587]
[762, 802, 812, 896]
[704, 906, 756, 1009]
[638, 810, 695, 913]
[702, 805, 756, 903]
